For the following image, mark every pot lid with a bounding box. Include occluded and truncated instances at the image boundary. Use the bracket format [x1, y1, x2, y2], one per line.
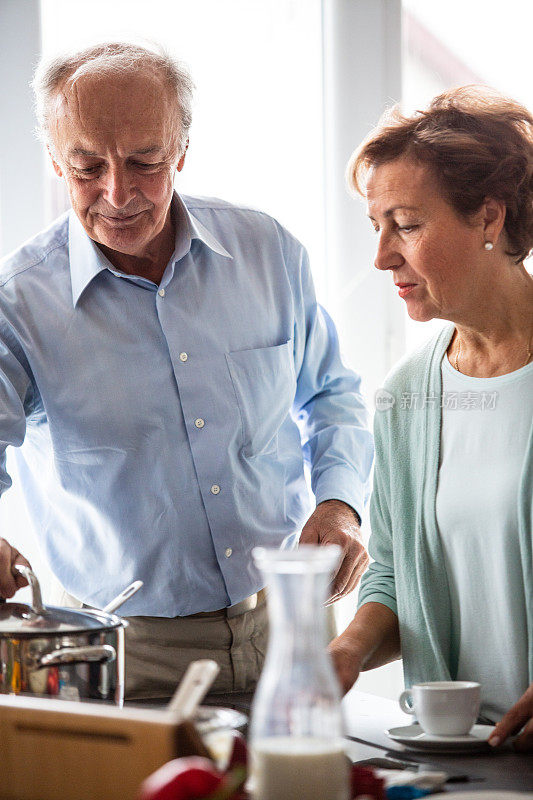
[0, 565, 121, 637]
[0, 602, 120, 636]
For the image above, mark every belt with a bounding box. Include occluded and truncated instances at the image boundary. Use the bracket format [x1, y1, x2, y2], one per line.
[227, 587, 267, 618]
[184, 588, 267, 620]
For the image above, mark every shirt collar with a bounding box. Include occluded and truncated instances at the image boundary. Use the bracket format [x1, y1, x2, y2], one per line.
[68, 192, 232, 306]
[175, 193, 233, 261]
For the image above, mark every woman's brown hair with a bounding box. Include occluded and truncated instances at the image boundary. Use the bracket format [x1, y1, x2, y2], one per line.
[347, 86, 533, 263]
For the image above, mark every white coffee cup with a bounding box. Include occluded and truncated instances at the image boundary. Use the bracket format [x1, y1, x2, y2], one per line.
[399, 681, 481, 736]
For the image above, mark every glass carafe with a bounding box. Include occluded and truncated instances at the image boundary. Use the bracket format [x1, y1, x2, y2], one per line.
[249, 545, 349, 800]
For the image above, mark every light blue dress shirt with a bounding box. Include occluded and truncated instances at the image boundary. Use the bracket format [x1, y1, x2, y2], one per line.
[0, 194, 373, 615]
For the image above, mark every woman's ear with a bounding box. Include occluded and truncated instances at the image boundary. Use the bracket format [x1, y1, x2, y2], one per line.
[481, 196, 506, 245]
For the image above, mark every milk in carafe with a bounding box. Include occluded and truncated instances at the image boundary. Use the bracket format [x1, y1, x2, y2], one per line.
[252, 736, 348, 800]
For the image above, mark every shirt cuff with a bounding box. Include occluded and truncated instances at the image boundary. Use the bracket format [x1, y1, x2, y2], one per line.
[313, 465, 366, 523]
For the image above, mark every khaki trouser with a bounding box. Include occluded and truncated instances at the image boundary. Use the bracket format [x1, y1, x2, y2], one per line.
[51, 581, 337, 702]
[52, 580, 268, 701]
[124, 591, 268, 701]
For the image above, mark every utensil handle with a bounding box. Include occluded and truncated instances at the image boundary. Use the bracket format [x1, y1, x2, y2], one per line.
[102, 580, 144, 614]
[37, 644, 116, 668]
[12, 564, 45, 615]
[167, 659, 220, 719]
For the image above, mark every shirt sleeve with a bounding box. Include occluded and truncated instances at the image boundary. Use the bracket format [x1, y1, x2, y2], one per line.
[0, 321, 34, 496]
[357, 409, 398, 615]
[288, 234, 374, 520]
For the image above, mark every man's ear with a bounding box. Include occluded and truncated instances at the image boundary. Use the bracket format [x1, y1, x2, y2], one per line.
[176, 138, 189, 173]
[47, 145, 63, 178]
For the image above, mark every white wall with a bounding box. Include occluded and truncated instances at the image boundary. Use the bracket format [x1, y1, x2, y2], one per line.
[323, 0, 405, 401]
[0, 0, 56, 606]
[0, 0, 47, 255]
[321, 0, 404, 700]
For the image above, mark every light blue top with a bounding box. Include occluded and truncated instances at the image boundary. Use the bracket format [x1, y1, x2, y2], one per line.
[0, 193, 373, 615]
[436, 355, 533, 720]
[359, 326, 533, 704]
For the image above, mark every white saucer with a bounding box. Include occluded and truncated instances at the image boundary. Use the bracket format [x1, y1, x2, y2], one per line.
[386, 723, 495, 752]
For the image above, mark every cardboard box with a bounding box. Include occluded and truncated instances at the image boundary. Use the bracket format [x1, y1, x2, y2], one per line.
[0, 694, 209, 800]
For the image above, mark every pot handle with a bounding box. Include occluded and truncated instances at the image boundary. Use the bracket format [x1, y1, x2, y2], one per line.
[12, 564, 46, 615]
[37, 644, 116, 669]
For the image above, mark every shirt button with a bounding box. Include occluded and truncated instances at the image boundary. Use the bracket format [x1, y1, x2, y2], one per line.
[195, 418, 205, 429]
[158, 288, 165, 297]
[179, 352, 188, 362]
[225, 548, 233, 558]
[211, 484, 220, 495]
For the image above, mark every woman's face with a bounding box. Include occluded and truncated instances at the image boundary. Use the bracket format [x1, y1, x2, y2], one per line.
[366, 157, 487, 322]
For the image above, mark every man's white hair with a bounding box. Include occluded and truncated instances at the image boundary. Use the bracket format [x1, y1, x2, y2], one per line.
[31, 41, 195, 157]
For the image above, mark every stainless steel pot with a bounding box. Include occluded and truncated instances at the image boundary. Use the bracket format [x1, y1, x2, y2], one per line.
[0, 566, 129, 706]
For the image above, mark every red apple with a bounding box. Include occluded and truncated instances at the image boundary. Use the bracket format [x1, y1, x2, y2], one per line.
[137, 756, 223, 800]
[204, 767, 247, 800]
[350, 764, 386, 800]
[226, 732, 248, 770]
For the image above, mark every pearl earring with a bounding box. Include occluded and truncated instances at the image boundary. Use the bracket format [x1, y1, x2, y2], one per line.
[484, 241, 494, 251]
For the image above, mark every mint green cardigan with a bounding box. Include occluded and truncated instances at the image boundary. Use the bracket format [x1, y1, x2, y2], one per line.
[358, 325, 533, 688]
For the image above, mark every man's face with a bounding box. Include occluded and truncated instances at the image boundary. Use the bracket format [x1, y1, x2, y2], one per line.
[49, 69, 185, 260]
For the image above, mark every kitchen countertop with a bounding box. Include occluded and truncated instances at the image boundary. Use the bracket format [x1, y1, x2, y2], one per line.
[211, 688, 533, 794]
[129, 688, 533, 794]
[342, 690, 533, 794]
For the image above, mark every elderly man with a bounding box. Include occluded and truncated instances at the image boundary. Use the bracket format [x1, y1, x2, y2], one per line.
[0, 43, 372, 699]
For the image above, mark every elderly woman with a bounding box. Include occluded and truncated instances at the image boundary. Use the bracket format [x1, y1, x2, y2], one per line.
[330, 86, 533, 751]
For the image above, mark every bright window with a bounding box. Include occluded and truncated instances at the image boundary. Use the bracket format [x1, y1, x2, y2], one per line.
[403, 0, 533, 351]
[8, 0, 328, 605]
[40, 0, 327, 295]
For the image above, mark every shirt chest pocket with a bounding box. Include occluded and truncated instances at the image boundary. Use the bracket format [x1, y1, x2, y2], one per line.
[225, 340, 296, 457]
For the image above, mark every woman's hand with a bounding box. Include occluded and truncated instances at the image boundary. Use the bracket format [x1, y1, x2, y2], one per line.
[489, 682, 533, 752]
[328, 634, 364, 696]
[328, 602, 401, 696]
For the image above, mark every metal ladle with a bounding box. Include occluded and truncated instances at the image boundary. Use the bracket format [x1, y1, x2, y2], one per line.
[103, 581, 144, 614]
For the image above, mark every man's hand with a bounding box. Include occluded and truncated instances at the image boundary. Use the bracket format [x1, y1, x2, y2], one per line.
[299, 499, 369, 602]
[0, 538, 31, 598]
[489, 682, 533, 752]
